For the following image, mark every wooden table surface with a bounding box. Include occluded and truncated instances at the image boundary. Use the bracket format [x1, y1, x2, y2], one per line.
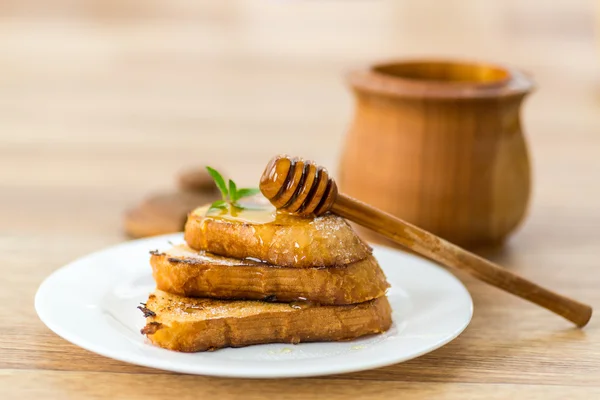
[1, 1, 599, 398]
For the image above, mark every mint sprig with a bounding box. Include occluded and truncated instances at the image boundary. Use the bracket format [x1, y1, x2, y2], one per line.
[228, 179, 238, 203]
[206, 166, 228, 197]
[236, 188, 260, 198]
[206, 166, 260, 211]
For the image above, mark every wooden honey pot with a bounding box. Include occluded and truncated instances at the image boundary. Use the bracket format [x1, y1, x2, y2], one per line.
[339, 60, 534, 248]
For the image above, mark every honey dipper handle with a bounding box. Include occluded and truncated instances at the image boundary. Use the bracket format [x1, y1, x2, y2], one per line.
[333, 193, 593, 327]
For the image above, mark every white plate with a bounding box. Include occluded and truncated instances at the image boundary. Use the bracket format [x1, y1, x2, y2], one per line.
[35, 234, 472, 378]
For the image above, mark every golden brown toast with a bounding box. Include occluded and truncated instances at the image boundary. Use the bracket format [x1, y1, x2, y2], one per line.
[184, 202, 372, 268]
[140, 290, 393, 352]
[151, 245, 389, 305]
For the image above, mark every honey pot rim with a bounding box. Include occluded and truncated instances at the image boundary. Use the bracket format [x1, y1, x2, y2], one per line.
[347, 58, 534, 99]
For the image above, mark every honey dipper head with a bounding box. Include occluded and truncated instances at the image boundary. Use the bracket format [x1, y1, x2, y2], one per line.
[259, 155, 338, 217]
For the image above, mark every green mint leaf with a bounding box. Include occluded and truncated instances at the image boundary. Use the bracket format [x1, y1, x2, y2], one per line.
[236, 188, 260, 199]
[206, 166, 228, 199]
[208, 199, 227, 212]
[228, 179, 238, 203]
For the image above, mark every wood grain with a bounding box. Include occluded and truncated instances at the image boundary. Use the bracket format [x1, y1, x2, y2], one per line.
[1, 0, 600, 399]
[340, 60, 533, 249]
[4, 370, 600, 400]
[260, 155, 591, 326]
[334, 193, 593, 326]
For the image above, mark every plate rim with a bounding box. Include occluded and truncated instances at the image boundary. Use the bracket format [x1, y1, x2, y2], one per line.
[35, 233, 473, 378]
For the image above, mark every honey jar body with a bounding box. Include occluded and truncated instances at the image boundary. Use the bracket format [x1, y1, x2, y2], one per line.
[339, 60, 533, 248]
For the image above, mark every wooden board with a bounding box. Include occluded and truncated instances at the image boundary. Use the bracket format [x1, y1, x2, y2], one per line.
[1, 1, 599, 398]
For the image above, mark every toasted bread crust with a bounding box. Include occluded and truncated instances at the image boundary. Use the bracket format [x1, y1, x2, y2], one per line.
[151, 245, 389, 305]
[141, 290, 393, 352]
[184, 211, 372, 268]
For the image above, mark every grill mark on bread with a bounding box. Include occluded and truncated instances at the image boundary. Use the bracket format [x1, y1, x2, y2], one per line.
[140, 322, 162, 335]
[164, 256, 258, 267]
[157, 251, 352, 270]
[137, 303, 156, 318]
[165, 256, 350, 271]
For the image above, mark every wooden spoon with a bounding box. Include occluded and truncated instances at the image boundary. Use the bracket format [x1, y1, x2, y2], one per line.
[259, 155, 593, 327]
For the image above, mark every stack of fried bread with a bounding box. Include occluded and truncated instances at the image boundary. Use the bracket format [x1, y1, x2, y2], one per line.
[140, 198, 392, 352]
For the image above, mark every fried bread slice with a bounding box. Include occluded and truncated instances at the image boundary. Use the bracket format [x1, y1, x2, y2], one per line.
[151, 245, 389, 305]
[140, 290, 392, 352]
[184, 202, 372, 268]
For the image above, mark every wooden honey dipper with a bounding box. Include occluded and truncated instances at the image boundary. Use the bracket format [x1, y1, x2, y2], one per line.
[259, 155, 593, 327]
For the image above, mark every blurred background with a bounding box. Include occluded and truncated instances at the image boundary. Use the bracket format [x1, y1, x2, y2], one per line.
[1, 0, 598, 241]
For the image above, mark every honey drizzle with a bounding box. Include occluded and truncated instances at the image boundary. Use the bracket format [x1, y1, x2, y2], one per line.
[194, 195, 314, 226]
